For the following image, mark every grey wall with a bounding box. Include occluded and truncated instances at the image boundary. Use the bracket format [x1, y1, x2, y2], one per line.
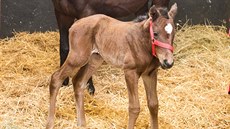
[0, 0, 57, 38]
[171, 0, 230, 27]
[0, 0, 229, 38]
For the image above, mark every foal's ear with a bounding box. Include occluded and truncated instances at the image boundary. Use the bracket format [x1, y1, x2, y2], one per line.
[168, 3, 178, 19]
[149, 5, 159, 21]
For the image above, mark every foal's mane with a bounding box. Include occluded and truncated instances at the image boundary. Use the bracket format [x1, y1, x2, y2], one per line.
[133, 7, 169, 22]
[133, 14, 149, 22]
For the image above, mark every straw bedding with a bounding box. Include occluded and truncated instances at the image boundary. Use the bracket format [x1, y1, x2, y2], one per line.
[0, 25, 229, 129]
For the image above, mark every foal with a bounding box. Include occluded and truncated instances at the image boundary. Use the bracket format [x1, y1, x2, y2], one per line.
[52, 0, 171, 94]
[46, 3, 177, 129]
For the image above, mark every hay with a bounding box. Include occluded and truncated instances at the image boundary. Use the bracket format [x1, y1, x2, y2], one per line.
[0, 25, 229, 129]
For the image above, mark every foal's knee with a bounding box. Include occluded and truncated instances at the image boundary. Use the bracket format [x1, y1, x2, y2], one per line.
[129, 107, 140, 116]
[148, 101, 158, 114]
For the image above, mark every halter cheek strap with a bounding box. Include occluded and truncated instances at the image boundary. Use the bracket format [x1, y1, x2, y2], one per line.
[149, 20, 174, 57]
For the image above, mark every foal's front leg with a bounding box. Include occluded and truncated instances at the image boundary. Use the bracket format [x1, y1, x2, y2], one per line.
[142, 69, 159, 129]
[124, 69, 140, 129]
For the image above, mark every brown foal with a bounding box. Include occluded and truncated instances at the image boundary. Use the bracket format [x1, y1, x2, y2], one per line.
[46, 3, 177, 129]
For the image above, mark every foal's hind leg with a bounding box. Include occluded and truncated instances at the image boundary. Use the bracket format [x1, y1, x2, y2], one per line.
[72, 54, 104, 126]
[46, 42, 92, 129]
[46, 60, 81, 129]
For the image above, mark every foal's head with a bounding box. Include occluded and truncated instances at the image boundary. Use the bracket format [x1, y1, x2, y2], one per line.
[149, 3, 177, 69]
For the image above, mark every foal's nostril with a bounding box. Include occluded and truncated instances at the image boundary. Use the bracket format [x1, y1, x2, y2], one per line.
[163, 59, 174, 69]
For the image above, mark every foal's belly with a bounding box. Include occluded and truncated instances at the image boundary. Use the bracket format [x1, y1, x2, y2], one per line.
[97, 47, 128, 68]
[94, 32, 131, 68]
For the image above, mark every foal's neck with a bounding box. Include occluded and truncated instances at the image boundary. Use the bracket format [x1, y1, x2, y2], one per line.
[133, 18, 152, 53]
[139, 18, 152, 43]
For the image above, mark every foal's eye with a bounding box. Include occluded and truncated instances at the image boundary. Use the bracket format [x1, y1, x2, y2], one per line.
[154, 32, 158, 37]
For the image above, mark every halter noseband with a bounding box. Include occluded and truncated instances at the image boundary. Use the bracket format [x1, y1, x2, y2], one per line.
[149, 19, 174, 57]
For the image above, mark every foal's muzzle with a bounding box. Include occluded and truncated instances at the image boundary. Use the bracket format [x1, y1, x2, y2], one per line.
[161, 59, 174, 69]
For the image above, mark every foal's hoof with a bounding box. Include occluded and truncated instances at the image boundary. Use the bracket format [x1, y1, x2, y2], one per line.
[62, 77, 69, 86]
[87, 83, 95, 95]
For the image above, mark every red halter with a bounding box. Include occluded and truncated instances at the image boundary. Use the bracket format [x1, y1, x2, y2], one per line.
[149, 20, 174, 57]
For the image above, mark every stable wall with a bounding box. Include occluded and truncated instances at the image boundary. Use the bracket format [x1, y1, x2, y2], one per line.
[0, 0, 229, 38]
